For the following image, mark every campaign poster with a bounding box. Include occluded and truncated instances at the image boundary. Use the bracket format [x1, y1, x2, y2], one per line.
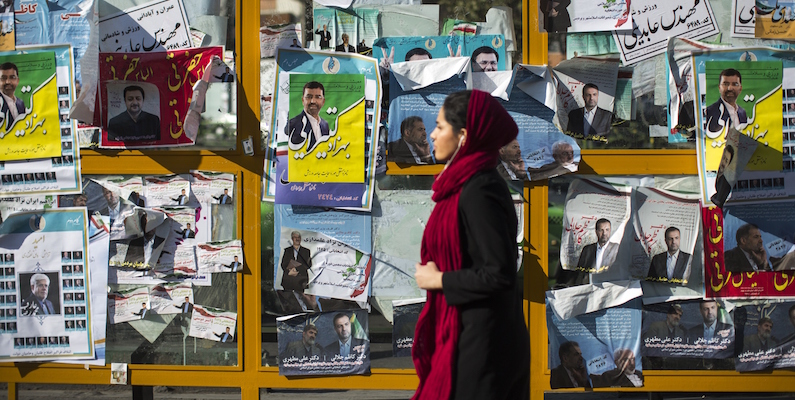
[97, 46, 223, 148]
[196, 240, 243, 273]
[641, 300, 735, 359]
[552, 57, 619, 143]
[373, 35, 507, 71]
[0, 208, 93, 362]
[274, 204, 370, 313]
[14, 0, 48, 47]
[755, 0, 795, 39]
[387, 75, 466, 165]
[702, 206, 795, 299]
[260, 24, 302, 58]
[559, 179, 632, 276]
[735, 301, 795, 371]
[501, 66, 581, 181]
[97, 0, 191, 53]
[0, 51, 61, 161]
[265, 48, 381, 210]
[49, 3, 90, 87]
[107, 208, 172, 269]
[188, 304, 236, 343]
[0, 1, 13, 51]
[277, 310, 370, 376]
[189, 171, 234, 205]
[547, 298, 643, 388]
[286, 73, 365, 183]
[392, 299, 423, 357]
[612, 0, 719, 65]
[631, 187, 700, 285]
[566, 0, 631, 32]
[731, 0, 756, 38]
[312, 7, 379, 51]
[107, 286, 150, 324]
[144, 174, 191, 207]
[148, 282, 192, 315]
[276, 227, 371, 304]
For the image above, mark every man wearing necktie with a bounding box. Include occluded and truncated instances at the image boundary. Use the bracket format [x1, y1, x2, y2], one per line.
[323, 313, 367, 360]
[565, 83, 612, 139]
[24, 273, 55, 315]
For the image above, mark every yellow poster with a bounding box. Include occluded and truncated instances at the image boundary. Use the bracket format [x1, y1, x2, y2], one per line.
[755, 0, 795, 39]
[0, 51, 61, 161]
[286, 74, 365, 183]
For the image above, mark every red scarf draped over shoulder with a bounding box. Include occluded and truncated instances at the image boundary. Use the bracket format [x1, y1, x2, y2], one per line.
[412, 90, 518, 399]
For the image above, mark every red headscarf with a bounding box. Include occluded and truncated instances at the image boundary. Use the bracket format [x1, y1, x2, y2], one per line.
[412, 90, 518, 399]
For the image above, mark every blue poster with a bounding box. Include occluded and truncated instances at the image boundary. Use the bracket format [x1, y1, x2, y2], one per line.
[49, 3, 90, 86]
[15, 0, 49, 46]
[735, 301, 795, 371]
[547, 298, 643, 388]
[374, 35, 507, 71]
[641, 300, 735, 359]
[386, 74, 466, 164]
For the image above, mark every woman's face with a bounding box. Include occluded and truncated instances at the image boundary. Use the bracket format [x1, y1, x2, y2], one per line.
[430, 106, 465, 162]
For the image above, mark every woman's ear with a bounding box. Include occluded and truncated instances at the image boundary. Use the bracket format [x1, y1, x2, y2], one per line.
[459, 128, 468, 146]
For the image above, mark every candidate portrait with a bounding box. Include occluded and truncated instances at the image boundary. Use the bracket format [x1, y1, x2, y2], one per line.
[646, 227, 691, 284]
[284, 81, 329, 154]
[388, 116, 432, 165]
[705, 68, 747, 133]
[107, 84, 161, 142]
[566, 83, 612, 138]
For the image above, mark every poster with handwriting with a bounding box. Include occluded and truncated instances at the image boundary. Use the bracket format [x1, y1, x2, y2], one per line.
[568, 0, 631, 32]
[277, 310, 369, 376]
[188, 305, 236, 342]
[552, 57, 618, 143]
[612, 0, 719, 65]
[0, 208, 94, 362]
[703, 206, 795, 298]
[98, 0, 191, 53]
[547, 298, 643, 388]
[196, 240, 243, 273]
[641, 300, 735, 359]
[97, 46, 223, 148]
[631, 187, 700, 285]
[735, 301, 795, 371]
[277, 227, 371, 304]
[265, 48, 381, 210]
[286, 73, 365, 183]
[559, 179, 631, 275]
[755, 0, 795, 39]
[0, 51, 61, 161]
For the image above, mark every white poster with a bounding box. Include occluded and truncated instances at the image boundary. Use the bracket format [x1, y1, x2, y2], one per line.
[98, 0, 192, 53]
[188, 305, 236, 342]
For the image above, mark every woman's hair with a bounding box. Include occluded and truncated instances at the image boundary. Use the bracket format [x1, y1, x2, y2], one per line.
[442, 90, 472, 133]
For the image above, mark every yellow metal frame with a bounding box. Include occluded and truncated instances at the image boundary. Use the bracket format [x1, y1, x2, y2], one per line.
[2, 0, 794, 399]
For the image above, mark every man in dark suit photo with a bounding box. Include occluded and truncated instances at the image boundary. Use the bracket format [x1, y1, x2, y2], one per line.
[687, 300, 733, 344]
[558, 218, 619, 287]
[213, 188, 233, 204]
[0, 62, 25, 131]
[132, 302, 148, 319]
[215, 326, 233, 342]
[387, 116, 432, 164]
[335, 33, 355, 53]
[23, 273, 55, 315]
[314, 24, 331, 49]
[724, 223, 770, 273]
[324, 313, 368, 360]
[176, 222, 196, 239]
[171, 188, 188, 205]
[174, 296, 193, 314]
[107, 85, 161, 142]
[566, 83, 612, 139]
[711, 144, 735, 208]
[647, 227, 692, 283]
[550, 341, 591, 389]
[705, 68, 747, 133]
[283, 323, 324, 360]
[284, 81, 330, 154]
[497, 139, 527, 180]
[278, 231, 316, 312]
[225, 255, 242, 272]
